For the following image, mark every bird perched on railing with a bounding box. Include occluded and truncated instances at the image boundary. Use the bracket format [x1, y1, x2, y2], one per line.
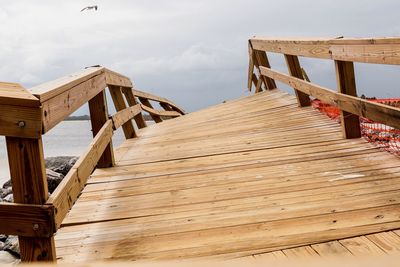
[81, 5, 98, 12]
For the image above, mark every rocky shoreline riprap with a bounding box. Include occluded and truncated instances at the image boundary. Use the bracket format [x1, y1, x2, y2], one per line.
[0, 156, 77, 265]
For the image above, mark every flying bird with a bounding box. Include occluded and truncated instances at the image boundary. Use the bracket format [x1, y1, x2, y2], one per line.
[81, 5, 98, 12]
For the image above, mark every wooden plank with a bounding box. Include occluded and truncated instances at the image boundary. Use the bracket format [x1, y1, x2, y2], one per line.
[109, 85, 136, 139]
[284, 55, 311, 107]
[250, 37, 400, 65]
[89, 90, 115, 168]
[0, 202, 55, 237]
[121, 87, 147, 129]
[30, 67, 105, 102]
[47, 120, 114, 228]
[335, 61, 361, 139]
[311, 241, 352, 256]
[140, 104, 181, 118]
[248, 58, 254, 91]
[282, 246, 319, 258]
[255, 75, 263, 93]
[104, 68, 133, 88]
[366, 231, 400, 254]
[339, 236, 385, 256]
[133, 89, 186, 115]
[5, 136, 56, 262]
[0, 104, 42, 138]
[253, 50, 276, 90]
[40, 73, 107, 133]
[139, 98, 163, 123]
[259, 66, 400, 130]
[112, 104, 142, 130]
[0, 82, 40, 107]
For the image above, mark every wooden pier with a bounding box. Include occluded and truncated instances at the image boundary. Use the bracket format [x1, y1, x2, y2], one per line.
[1, 37, 400, 263]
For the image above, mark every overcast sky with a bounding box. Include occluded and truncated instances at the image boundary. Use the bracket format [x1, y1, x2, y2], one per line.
[1, 0, 400, 114]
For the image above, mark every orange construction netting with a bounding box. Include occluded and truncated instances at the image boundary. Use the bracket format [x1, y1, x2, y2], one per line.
[311, 99, 400, 155]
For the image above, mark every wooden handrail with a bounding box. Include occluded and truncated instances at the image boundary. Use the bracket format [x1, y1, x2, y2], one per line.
[249, 36, 400, 140]
[0, 66, 185, 262]
[250, 37, 400, 64]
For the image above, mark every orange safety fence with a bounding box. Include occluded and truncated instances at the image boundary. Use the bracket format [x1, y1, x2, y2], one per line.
[311, 99, 400, 155]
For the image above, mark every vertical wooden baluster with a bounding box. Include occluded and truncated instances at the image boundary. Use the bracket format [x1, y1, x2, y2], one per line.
[335, 60, 361, 139]
[88, 90, 115, 167]
[253, 50, 277, 91]
[121, 87, 147, 129]
[5, 137, 56, 262]
[284, 54, 311, 107]
[108, 85, 136, 139]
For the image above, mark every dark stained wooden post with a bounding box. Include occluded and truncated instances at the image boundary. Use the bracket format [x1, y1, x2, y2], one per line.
[108, 85, 137, 138]
[121, 87, 147, 129]
[88, 90, 115, 167]
[5, 137, 56, 262]
[284, 54, 311, 107]
[335, 60, 361, 139]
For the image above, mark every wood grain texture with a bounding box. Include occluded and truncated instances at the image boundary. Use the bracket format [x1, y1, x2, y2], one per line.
[104, 68, 133, 88]
[139, 98, 163, 123]
[140, 104, 181, 118]
[121, 87, 147, 129]
[0, 202, 55, 237]
[109, 85, 136, 139]
[111, 104, 142, 130]
[6, 136, 56, 261]
[250, 37, 400, 65]
[133, 89, 185, 114]
[0, 82, 40, 107]
[89, 90, 115, 167]
[0, 104, 42, 138]
[53, 89, 400, 263]
[259, 66, 400, 130]
[335, 61, 361, 139]
[284, 54, 311, 107]
[253, 50, 276, 90]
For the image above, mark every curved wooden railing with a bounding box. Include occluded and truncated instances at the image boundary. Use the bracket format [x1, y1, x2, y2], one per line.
[248, 37, 400, 139]
[0, 67, 185, 262]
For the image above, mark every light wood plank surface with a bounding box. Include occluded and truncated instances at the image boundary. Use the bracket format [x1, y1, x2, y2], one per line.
[55, 89, 400, 263]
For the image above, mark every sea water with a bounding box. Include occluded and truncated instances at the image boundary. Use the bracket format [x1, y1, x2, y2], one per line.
[0, 121, 125, 185]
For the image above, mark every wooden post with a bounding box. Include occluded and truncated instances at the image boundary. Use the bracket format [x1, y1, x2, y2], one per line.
[139, 97, 163, 123]
[88, 90, 115, 167]
[253, 50, 277, 90]
[121, 87, 147, 129]
[284, 54, 311, 107]
[5, 137, 56, 262]
[108, 86, 137, 139]
[335, 60, 361, 139]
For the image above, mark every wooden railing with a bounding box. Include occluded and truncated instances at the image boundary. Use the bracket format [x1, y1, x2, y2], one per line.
[0, 67, 185, 262]
[248, 37, 400, 139]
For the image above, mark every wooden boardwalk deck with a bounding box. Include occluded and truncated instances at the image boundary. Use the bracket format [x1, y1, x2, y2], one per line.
[55, 89, 400, 263]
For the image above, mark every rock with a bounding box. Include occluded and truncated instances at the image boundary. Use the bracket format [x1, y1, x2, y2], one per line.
[0, 251, 18, 265]
[0, 241, 4, 250]
[46, 169, 64, 193]
[3, 194, 13, 203]
[0, 187, 12, 198]
[45, 156, 78, 176]
[0, 235, 7, 242]
[2, 180, 11, 189]
[3, 236, 20, 258]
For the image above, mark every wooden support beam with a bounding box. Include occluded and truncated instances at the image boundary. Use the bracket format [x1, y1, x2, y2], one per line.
[140, 104, 181, 118]
[5, 137, 56, 262]
[138, 97, 163, 123]
[255, 75, 263, 93]
[253, 50, 277, 90]
[132, 89, 186, 115]
[335, 60, 361, 139]
[88, 90, 115, 167]
[104, 68, 133, 88]
[111, 104, 142, 130]
[109, 86, 136, 139]
[0, 203, 55, 237]
[47, 120, 114, 228]
[259, 66, 400, 130]
[284, 54, 311, 107]
[121, 87, 147, 129]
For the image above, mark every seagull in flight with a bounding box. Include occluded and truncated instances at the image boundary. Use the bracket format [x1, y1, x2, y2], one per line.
[81, 5, 98, 12]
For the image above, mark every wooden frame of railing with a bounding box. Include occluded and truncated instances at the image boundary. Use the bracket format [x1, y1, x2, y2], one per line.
[248, 37, 400, 139]
[0, 67, 185, 262]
